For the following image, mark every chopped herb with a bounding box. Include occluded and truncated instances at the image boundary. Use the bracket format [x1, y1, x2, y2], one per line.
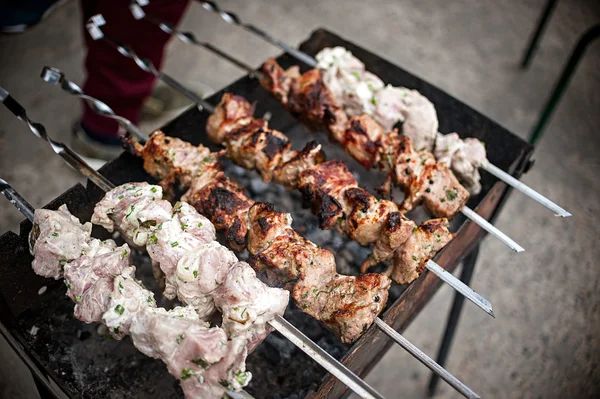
[412, 255, 418, 262]
[441, 198, 446, 203]
[302, 291, 309, 298]
[192, 358, 208, 368]
[140, 220, 157, 228]
[371, 97, 377, 105]
[446, 190, 458, 201]
[150, 187, 157, 193]
[177, 333, 185, 344]
[64, 280, 72, 289]
[177, 314, 184, 318]
[118, 194, 124, 200]
[126, 205, 135, 218]
[337, 216, 345, 224]
[173, 204, 182, 213]
[126, 186, 135, 191]
[157, 223, 163, 230]
[352, 71, 360, 79]
[113, 327, 119, 334]
[219, 380, 230, 388]
[149, 234, 158, 244]
[181, 368, 195, 380]
[171, 241, 179, 248]
[193, 270, 198, 279]
[74, 295, 81, 303]
[115, 304, 125, 315]
[118, 282, 124, 293]
[235, 370, 249, 386]
[197, 222, 203, 228]
[59, 258, 67, 266]
[240, 308, 247, 318]
[120, 249, 128, 259]
[147, 296, 154, 304]
[181, 223, 188, 231]
[52, 232, 59, 237]
[412, 226, 418, 233]
[444, 146, 449, 152]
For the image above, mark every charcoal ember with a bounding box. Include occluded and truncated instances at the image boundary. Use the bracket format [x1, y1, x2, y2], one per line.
[304, 227, 332, 246]
[265, 333, 295, 363]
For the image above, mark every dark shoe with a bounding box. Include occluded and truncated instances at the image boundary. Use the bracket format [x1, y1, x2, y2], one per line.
[0, 0, 67, 34]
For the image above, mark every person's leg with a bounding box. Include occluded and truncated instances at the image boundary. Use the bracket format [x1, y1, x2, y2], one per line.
[76, 0, 190, 155]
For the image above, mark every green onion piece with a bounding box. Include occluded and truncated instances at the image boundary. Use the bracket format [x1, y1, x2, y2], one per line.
[115, 304, 125, 315]
[181, 368, 195, 380]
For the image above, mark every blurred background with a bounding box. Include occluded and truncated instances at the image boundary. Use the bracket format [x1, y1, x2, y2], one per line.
[0, 0, 599, 398]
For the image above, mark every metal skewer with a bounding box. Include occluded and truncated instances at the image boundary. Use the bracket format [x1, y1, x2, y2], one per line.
[38, 67, 482, 399]
[196, 1, 317, 67]
[480, 162, 571, 217]
[194, 1, 569, 220]
[0, 177, 257, 399]
[1, 87, 385, 399]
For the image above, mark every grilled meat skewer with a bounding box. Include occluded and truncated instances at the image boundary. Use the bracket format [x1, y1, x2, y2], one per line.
[205, 93, 454, 279]
[131, 135, 390, 343]
[92, 182, 290, 351]
[29, 203, 252, 398]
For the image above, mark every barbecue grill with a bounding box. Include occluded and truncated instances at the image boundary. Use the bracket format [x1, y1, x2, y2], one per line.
[0, 29, 533, 398]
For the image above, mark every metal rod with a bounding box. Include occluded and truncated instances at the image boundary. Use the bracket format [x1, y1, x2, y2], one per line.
[129, 1, 263, 79]
[374, 318, 480, 399]
[40, 67, 147, 142]
[460, 206, 524, 252]
[0, 177, 255, 399]
[196, 1, 317, 67]
[0, 178, 35, 222]
[427, 245, 480, 397]
[85, 15, 215, 113]
[425, 260, 493, 318]
[481, 162, 571, 217]
[520, 0, 558, 69]
[0, 87, 115, 192]
[270, 315, 384, 399]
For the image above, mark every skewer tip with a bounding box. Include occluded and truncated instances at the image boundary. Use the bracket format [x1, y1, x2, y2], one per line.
[557, 211, 572, 218]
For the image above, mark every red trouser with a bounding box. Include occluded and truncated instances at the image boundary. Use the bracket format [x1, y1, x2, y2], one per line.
[80, 0, 190, 139]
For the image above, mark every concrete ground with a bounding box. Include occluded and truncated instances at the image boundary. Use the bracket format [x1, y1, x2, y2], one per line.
[1, 0, 599, 398]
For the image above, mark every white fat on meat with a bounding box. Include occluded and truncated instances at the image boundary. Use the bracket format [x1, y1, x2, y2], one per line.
[435, 133, 487, 194]
[317, 46, 384, 117]
[374, 85, 439, 150]
[130, 306, 251, 399]
[30, 204, 92, 279]
[215, 262, 289, 352]
[102, 266, 155, 339]
[146, 201, 216, 301]
[175, 241, 238, 319]
[64, 239, 130, 323]
[91, 182, 171, 247]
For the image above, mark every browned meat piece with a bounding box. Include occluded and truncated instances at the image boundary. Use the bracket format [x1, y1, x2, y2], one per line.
[343, 187, 398, 245]
[272, 141, 326, 190]
[389, 218, 453, 284]
[250, 229, 336, 288]
[292, 273, 390, 344]
[185, 174, 254, 251]
[343, 115, 385, 169]
[246, 203, 292, 255]
[259, 59, 300, 105]
[360, 212, 416, 273]
[400, 163, 470, 218]
[226, 123, 292, 182]
[390, 135, 436, 189]
[298, 160, 358, 229]
[206, 93, 256, 143]
[288, 68, 348, 142]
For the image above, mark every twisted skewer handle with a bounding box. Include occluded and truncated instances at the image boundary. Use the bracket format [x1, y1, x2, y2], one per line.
[196, 1, 317, 67]
[0, 87, 115, 192]
[130, 1, 261, 78]
[0, 177, 35, 222]
[40, 67, 147, 142]
[86, 15, 215, 113]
